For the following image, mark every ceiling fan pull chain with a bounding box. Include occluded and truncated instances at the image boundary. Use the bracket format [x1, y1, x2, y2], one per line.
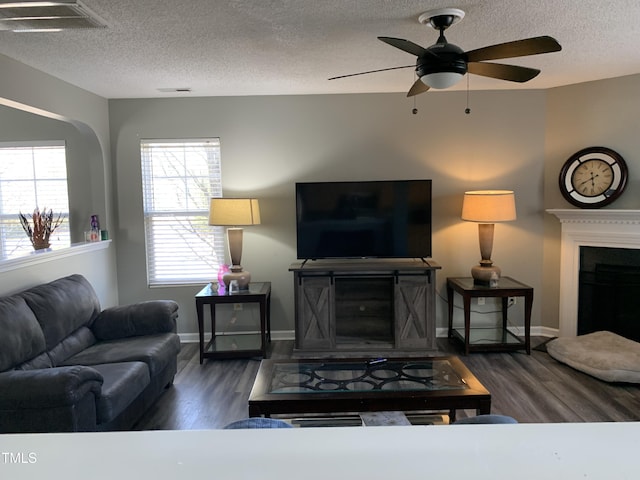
[412, 71, 419, 114]
[465, 74, 471, 115]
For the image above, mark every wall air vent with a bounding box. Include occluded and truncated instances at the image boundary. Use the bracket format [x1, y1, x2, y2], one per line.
[0, 1, 107, 32]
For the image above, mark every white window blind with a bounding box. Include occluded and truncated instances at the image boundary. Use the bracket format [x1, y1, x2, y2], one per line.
[0, 141, 70, 259]
[140, 138, 225, 286]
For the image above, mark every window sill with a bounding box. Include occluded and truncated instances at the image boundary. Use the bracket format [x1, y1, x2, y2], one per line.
[0, 240, 111, 274]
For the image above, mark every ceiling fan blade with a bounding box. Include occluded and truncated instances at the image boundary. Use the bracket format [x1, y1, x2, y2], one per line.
[467, 62, 541, 82]
[378, 36, 427, 57]
[407, 78, 430, 97]
[328, 64, 414, 81]
[466, 36, 561, 62]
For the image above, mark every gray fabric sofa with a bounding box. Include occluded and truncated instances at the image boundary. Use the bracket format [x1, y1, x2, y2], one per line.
[0, 274, 180, 433]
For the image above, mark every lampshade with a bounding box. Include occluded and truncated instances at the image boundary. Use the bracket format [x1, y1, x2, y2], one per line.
[421, 72, 464, 89]
[461, 190, 516, 223]
[208, 198, 261, 226]
[208, 198, 260, 291]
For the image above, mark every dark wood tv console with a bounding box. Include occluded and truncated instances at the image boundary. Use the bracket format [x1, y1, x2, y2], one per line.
[289, 259, 440, 355]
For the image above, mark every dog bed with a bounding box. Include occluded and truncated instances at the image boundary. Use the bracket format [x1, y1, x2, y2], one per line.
[546, 331, 640, 383]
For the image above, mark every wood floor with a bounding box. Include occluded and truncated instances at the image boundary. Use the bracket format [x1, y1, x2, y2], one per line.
[133, 338, 640, 430]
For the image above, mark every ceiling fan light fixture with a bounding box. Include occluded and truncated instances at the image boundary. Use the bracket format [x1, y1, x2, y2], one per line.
[416, 38, 467, 90]
[421, 71, 464, 89]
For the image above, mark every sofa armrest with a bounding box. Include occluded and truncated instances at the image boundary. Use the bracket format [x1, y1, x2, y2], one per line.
[91, 300, 178, 341]
[0, 366, 103, 410]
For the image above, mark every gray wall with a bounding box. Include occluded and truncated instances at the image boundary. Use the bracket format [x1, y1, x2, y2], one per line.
[0, 53, 117, 307]
[109, 90, 548, 337]
[541, 74, 640, 330]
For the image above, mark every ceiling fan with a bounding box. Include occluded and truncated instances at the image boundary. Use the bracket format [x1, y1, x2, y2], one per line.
[329, 8, 562, 97]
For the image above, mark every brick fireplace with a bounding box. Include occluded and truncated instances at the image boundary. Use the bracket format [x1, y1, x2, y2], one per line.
[548, 209, 640, 337]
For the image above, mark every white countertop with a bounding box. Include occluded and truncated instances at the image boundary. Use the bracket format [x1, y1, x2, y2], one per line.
[1, 422, 636, 479]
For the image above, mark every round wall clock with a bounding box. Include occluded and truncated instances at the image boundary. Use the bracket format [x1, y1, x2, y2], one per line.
[558, 146, 628, 208]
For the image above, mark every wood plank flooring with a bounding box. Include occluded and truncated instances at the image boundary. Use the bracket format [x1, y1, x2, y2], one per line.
[133, 338, 640, 430]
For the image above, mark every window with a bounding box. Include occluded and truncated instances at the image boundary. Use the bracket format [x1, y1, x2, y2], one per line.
[0, 141, 70, 259]
[140, 138, 225, 286]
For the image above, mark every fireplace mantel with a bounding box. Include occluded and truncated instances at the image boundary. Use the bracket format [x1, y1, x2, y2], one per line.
[548, 209, 640, 336]
[548, 209, 640, 225]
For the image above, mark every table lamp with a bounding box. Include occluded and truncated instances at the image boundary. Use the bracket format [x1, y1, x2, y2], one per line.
[208, 198, 261, 290]
[461, 190, 516, 285]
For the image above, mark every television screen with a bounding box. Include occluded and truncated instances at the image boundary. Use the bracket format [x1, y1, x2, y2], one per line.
[295, 180, 432, 259]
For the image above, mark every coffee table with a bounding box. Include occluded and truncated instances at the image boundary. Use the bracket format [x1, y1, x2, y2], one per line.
[248, 356, 491, 423]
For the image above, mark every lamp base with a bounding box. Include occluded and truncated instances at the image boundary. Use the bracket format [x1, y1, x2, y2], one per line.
[222, 267, 251, 291]
[471, 264, 501, 286]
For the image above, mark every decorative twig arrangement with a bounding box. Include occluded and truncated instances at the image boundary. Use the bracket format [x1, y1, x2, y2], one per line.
[18, 208, 64, 250]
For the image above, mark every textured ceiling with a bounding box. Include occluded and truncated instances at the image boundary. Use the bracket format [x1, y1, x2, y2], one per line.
[0, 0, 639, 99]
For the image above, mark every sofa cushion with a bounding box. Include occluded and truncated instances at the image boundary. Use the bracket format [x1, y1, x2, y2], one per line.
[90, 362, 150, 424]
[0, 295, 46, 372]
[92, 300, 178, 341]
[20, 274, 101, 351]
[61, 333, 180, 377]
[48, 327, 97, 367]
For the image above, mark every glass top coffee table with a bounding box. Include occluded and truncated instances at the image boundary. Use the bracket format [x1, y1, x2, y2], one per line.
[248, 356, 491, 423]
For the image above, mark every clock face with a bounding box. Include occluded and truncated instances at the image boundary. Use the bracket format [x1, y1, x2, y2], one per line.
[559, 147, 628, 208]
[571, 159, 614, 197]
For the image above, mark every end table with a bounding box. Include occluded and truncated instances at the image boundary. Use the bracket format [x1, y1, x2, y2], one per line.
[446, 276, 533, 355]
[195, 282, 271, 363]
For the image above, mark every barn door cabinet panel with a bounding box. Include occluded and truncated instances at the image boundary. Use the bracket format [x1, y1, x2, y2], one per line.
[295, 276, 334, 350]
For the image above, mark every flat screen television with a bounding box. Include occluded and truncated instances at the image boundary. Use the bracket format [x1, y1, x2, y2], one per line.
[295, 179, 432, 260]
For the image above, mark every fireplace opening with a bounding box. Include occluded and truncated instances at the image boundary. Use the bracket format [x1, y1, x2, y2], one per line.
[578, 246, 640, 342]
[334, 277, 394, 347]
